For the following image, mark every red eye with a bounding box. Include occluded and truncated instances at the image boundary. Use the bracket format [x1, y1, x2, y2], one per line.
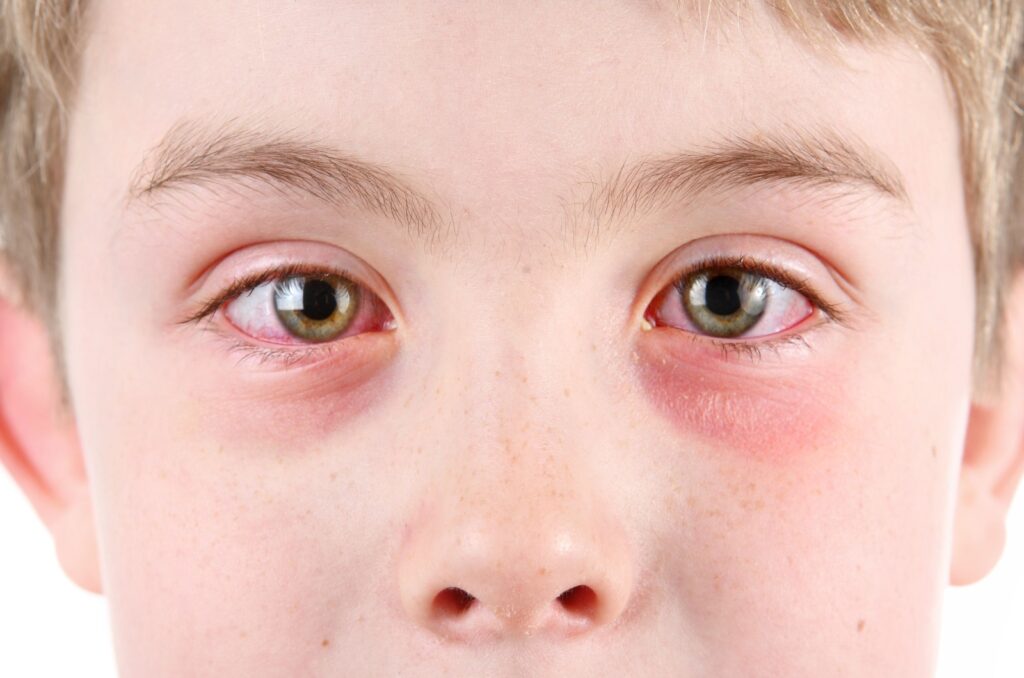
[223, 272, 394, 345]
[646, 266, 814, 340]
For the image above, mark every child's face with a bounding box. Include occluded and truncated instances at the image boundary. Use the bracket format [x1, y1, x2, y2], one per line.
[55, 1, 975, 675]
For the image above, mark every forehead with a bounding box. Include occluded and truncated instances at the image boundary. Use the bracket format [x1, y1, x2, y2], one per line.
[73, 0, 957, 249]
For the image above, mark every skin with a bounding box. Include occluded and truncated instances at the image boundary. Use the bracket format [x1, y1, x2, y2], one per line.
[5, 1, 1024, 676]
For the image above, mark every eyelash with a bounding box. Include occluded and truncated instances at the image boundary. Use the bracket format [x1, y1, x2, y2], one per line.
[650, 253, 852, 360]
[181, 253, 849, 368]
[180, 262, 363, 325]
[219, 337, 349, 368]
[179, 262, 373, 367]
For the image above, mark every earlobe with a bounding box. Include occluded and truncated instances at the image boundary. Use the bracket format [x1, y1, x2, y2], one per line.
[950, 448, 1009, 585]
[52, 491, 103, 593]
[0, 275, 102, 594]
[951, 271, 1024, 585]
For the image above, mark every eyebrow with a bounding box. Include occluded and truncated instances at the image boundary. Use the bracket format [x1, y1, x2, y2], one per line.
[128, 119, 910, 253]
[129, 119, 451, 245]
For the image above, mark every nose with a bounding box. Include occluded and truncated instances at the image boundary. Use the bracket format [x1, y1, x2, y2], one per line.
[397, 471, 636, 642]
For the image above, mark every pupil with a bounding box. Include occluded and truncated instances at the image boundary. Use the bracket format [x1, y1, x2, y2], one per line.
[705, 275, 742, 316]
[302, 279, 338, 321]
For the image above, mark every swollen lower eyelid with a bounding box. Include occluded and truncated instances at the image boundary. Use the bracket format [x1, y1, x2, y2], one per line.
[223, 339, 338, 369]
[633, 330, 844, 458]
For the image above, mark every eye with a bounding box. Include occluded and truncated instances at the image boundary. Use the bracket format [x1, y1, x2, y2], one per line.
[221, 270, 390, 345]
[646, 262, 815, 340]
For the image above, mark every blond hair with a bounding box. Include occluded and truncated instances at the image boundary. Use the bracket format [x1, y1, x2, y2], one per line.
[1, 0, 1023, 393]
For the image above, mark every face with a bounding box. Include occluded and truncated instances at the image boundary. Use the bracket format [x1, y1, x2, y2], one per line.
[57, 1, 973, 675]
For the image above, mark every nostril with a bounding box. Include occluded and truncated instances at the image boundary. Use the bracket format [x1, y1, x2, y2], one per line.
[556, 585, 598, 617]
[432, 587, 476, 617]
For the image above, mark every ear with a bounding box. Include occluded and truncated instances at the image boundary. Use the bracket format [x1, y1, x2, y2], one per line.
[951, 270, 1024, 585]
[0, 270, 101, 593]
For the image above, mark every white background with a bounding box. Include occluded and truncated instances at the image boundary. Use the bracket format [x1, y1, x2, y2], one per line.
[1, 469, 1023, 676]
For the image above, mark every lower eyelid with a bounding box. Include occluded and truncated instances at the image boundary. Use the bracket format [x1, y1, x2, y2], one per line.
[204, 316, 399, 372]
[704, 332, 814, 362]
[632, 327, 843, 458]
[642, 307, 828, 367]
[223, 338, 342, 369]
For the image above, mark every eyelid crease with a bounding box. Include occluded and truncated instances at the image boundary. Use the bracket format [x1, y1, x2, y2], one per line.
[177, 262, 363, 327]
[669, 253, 853, 328]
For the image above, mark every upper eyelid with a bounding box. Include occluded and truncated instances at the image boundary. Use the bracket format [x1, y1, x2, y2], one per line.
[671, 255, 808, 298]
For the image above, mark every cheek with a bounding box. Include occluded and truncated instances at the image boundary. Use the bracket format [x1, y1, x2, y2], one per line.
[99, 454, 365, 674]
[632, 329, 849, 460]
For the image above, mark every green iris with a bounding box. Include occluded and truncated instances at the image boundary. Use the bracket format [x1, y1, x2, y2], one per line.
[679, 268, 769, 338]
[273, 274, 360, 342]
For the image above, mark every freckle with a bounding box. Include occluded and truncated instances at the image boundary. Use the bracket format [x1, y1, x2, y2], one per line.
[563, 387, 571, 397]
[522, 265, 531, 274]
[931, 446, 937, 459]
[329, 472, 337, 481]
[321, 638, 330, 648]
[538, 567, 548, 576]
[495, 369, 502, 378]
[857, 619, 865, 633]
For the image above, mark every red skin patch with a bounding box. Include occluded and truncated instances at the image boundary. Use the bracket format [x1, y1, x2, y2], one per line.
[631, 327, 846, 462]
[191, 330, 402, 452]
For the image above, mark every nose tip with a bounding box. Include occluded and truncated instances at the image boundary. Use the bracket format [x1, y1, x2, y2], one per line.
[398, 511, 635, 642]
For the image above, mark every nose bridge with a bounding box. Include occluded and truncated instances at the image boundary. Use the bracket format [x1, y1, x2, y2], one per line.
[444, 268, 587, 443]
[396, 307, 636, 641]
[435, 290, 594, 526]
